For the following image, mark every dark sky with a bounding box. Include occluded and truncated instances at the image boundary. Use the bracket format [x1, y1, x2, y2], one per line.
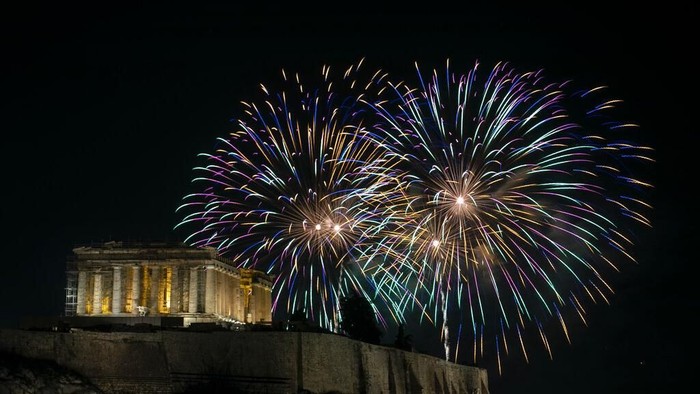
[1, 3, 694, 393]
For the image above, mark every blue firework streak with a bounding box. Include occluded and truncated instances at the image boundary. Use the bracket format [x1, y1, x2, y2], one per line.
[175, 60, 401, 330]
[365, 59, 654, 369]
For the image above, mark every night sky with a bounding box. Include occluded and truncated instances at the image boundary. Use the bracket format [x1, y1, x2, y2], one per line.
[1, 3, 694, 393]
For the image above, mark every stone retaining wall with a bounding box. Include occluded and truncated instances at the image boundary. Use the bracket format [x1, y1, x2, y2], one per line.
[0, 329, 488, 393]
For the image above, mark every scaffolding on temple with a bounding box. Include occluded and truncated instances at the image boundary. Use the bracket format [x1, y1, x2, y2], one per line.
[64, 261, 78, 317]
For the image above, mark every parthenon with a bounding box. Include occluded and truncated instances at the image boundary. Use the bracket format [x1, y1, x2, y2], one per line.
[64, 241, 273, 326]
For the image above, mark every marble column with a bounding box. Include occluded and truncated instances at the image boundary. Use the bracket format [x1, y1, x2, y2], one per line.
[171, 266, 180, 313]
[224, 273, 231, 316]
[217, 270, 224, 314]
[188, 268, 199, 313]
[76, 270, 87, 315]
[205, 266, 217, 314]
[234, 276, 241, 321]
[92, 273, 102, 315]
[112, 267, 122, 314]
[251, 285, 259, 323]
[131, 266, 141, 314]
[149, 267, 160, 313]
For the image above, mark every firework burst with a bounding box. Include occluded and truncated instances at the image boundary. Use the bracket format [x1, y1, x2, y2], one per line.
[175, 57, 653, 371]
[175, 60, 401, 330]
[365, 59, 654, 370]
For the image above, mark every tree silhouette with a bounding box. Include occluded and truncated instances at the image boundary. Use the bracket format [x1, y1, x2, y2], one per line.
[289, 308, 307, 323]
[286, 308, 310, 331]
[339, 293, 382, 345]
[393, 323, 413, 351]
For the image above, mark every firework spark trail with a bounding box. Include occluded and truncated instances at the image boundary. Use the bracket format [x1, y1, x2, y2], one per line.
[366, 59, 653, 367]
[175, 60, 406, 330]
[175, 57, 653, 370]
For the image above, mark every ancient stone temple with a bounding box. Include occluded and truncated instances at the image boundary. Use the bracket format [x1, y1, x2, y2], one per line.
[64, 241, 273, 327]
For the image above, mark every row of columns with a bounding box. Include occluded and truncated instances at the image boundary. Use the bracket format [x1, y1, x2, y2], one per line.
[77, 265, 200, 316]
[74, 264, 271, 323]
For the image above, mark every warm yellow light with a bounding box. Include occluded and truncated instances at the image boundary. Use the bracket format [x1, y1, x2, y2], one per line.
[432, 239, 440, 248]
[102, 295, 110, 314]
[315, 224, 322, 230]
[333, 224, 340, 232]
[124, 269, 134, 313]
[456, 196, 465, 205]
[141, 267, 151, 307]
[159, 267, 172, 314]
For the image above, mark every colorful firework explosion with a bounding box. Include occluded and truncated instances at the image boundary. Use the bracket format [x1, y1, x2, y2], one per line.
[176, 58, 653, 372]
[175, 60, 400, 330]
[365, 59, 653, 371]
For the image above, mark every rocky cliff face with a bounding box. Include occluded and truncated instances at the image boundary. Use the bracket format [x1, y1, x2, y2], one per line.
[0, 351, 102, 394]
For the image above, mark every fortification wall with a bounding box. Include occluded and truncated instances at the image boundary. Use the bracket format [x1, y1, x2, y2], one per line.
[0, 328, 488, 393]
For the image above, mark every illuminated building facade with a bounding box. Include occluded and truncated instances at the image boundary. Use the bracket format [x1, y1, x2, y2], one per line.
[64, 241, 273, 326]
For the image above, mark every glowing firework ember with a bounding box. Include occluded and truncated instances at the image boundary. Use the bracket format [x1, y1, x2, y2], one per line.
[366, 60, 654, 371]
[175, 60, 400, 330]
